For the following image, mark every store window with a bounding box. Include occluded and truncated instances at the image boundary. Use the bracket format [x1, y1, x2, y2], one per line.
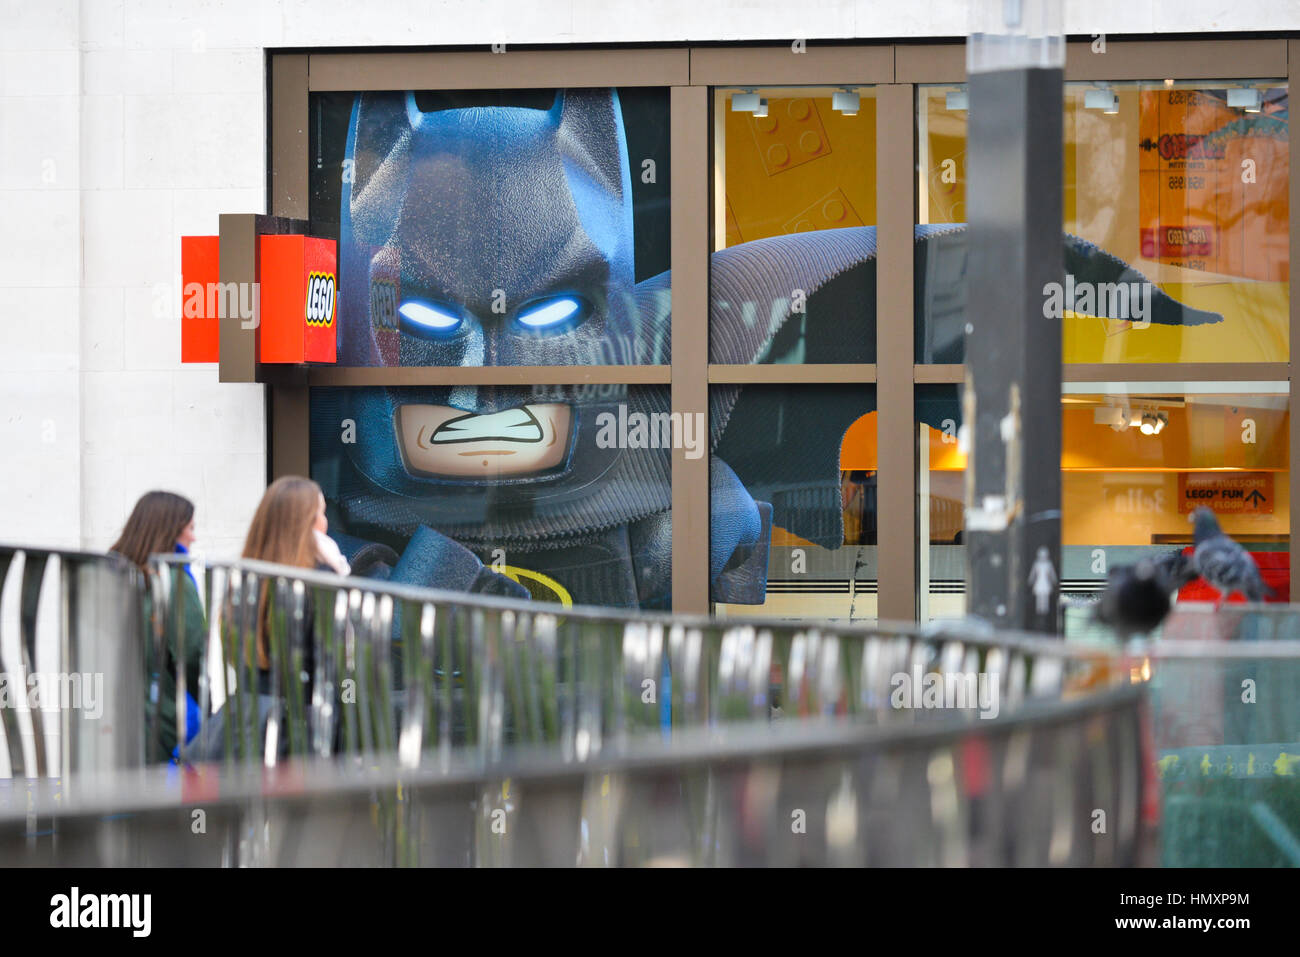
[310, 384, 673, 610]
[309, 88, 671, 366]
[712, 385, 877, 620]
[916, 81, 1289, 364]
[711, 87, 877, 364]
[917, 383, 1291, 630]
[916, 385, 966, 622]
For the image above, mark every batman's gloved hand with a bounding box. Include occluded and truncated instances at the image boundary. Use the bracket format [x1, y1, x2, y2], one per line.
[710, 459, 772, 604]
[391, 525, 530, 600]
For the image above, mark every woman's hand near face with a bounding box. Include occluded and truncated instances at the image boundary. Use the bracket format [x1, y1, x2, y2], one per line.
[314, 493, 329, 534]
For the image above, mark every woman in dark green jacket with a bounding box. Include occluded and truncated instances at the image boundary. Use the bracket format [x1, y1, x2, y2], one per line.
[110, 491, 207, 763]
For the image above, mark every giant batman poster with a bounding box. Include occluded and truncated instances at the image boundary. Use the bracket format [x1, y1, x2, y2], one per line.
[308, 87, 1220, 613]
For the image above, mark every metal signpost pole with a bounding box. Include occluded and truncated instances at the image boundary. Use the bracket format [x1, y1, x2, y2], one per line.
[964, 0, 1065, 633]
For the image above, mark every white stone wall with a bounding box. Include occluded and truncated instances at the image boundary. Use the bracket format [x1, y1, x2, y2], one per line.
[0, 0, 1293, 559]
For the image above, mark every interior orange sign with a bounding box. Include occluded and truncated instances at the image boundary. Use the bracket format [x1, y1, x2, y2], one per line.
[1177, 472, 1274, 514]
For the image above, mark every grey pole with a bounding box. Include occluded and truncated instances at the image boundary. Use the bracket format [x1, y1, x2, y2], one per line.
[964, 2, 1064, 633]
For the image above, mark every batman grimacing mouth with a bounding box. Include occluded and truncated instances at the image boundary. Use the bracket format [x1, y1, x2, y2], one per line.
[395, 403, 574, 478]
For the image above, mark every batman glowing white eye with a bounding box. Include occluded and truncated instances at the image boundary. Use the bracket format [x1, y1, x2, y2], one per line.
[398, 300, 463, 338]
[515, 295, 585, 332]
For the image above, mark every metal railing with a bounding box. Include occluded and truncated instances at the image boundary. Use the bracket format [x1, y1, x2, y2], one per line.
[1123, 608, 1300, 866]
[0, 544, 145, 778]
[0, 541, 1152, 866]
[2, 687, 1145, 866]
[142, 553, 1124, 770]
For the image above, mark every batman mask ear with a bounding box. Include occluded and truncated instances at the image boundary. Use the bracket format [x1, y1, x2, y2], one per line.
[552, 89, 634, 268]
[347, 92, 414, 200]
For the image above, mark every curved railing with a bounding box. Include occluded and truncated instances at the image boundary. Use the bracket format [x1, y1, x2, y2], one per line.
[0, 541, 1149, 866]
[2, 689, 1145, 867]
[139, 553, 1123, 768]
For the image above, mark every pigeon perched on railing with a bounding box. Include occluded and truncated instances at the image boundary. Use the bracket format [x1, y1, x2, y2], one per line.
[1190, 506, 1270, 606]
[1094, 550, 1195, 639]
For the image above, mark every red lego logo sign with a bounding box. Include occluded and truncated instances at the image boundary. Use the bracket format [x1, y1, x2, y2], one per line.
[305, 271, 336, 327]
[260, 235, 337, 364]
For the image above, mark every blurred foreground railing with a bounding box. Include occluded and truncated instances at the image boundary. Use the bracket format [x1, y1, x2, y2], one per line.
[0, 543, 1151, 865]
[1, 687, 1144, 866]
[141, 554, 1124, 769]
[0, 545, 145, 778]
[1128, 606, 1300, 867]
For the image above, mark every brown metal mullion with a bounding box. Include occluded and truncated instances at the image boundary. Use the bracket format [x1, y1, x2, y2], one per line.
[305, 365, 670, 386]
[707, 363, 877, 384]
[917, 364, 1291, 384]
[688, 44, 894, 86]
[1063, 363, 1291, 383]
[267, 54, 312, 480]
[876, 83, 917, 622]
[1065, 39, 1287, 82]
[671, 85, 710, 615]
[898, 39, 1288, 86]
[308, 49, 690, 91]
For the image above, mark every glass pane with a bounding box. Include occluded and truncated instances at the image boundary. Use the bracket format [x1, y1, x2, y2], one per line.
[915, 383, 1291, 631]
[710, 87, 877, 364]
[712, 384, 877, 620]
[311, 383, 672, 610]
[1062, 384, 1290, 639]
[916, 385, 966, 622]
[309, 88, 671, 366]
[915, 81, 1290, 364]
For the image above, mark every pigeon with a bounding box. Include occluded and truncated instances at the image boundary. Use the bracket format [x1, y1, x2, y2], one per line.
[1190, 506, 1270, 605]
[1093, 553, 1189, 639]
[1151, 547, 1199, 592]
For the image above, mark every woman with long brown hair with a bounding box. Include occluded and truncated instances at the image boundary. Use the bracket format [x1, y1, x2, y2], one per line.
[242, 475, 346, 675]
[110, 491, 206, 762]
[181, 477, 348, 763]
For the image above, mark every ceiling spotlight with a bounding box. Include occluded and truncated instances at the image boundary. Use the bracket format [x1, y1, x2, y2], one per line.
[754, 97, 768, 118]
[1084, 88, 1119, 113]
[1138, 410, 1168, 435]
[832, 90, 860, 115]
[945, 90, 969, 111]
[1227, 88, 1262, 112]
[731, 92, 761, 113]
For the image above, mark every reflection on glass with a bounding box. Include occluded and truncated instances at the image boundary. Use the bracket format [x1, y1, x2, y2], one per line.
[711, 88, 877, 364]
[713, 384, 877, 620]
[309, 88, 672, 366]
[916, 383, 1291, 631]
[916, 385, 966, 622]
[915, 81, 1290, 364]
[310, 384, 672, 609]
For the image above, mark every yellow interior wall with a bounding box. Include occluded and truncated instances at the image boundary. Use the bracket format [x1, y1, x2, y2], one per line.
[920, 85, 1290, 363]
[1061, 470, 1288, 544]
[916, 407, 1290, 545]
[724, 94, 877, 245]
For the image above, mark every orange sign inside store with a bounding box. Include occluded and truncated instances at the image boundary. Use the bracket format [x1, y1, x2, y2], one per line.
[1178, 472, 1274, 514]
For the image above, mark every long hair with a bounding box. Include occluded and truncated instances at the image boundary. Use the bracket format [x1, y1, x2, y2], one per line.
[110, 491, 195, 572]
[242, 476, 323, 668]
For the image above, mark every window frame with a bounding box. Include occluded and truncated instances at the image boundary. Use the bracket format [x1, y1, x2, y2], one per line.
[262, 37, 1297, 618]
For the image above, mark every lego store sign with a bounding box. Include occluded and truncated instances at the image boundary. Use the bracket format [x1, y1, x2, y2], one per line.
[180, 232, 337, 365]
[1178, 472, 1274, 514]
[258, 235, 337, 364]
